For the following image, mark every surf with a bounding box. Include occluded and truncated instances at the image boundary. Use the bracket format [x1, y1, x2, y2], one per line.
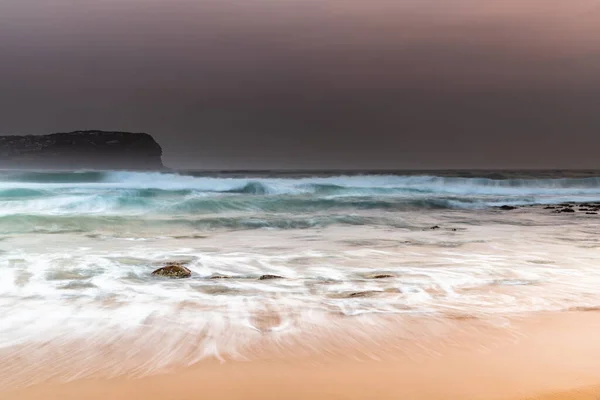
[1, 171, 600, 224]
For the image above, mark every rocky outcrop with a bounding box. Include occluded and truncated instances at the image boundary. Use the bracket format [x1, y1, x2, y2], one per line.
[535, 202, 600, 214]
[151, 264, 192, 279]
[0, 130, 164, 170]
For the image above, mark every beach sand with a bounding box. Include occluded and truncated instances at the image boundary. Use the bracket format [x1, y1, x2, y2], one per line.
[3, 311, 600, 400]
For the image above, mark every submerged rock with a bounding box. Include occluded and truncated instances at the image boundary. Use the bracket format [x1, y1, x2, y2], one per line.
[366, 274, 395, 279]
[250, 311, 283, 332]
[258, 274, 284, 280]
[194, 285, 237, 295]
[499, 205, 517, 210]
[58, 281, 97, 290]
[152, 264, 192, 278]
[208, 274, 233, 280]
[348, 291, 380, 298]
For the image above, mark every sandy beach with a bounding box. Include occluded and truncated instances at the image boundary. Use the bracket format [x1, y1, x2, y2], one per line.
[3, 311, 600, 400]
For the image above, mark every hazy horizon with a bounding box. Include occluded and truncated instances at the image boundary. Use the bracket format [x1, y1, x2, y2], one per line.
[1, 0, 599, 169]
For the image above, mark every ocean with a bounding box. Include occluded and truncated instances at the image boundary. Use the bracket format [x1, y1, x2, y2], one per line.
[1, 170, 600, 387]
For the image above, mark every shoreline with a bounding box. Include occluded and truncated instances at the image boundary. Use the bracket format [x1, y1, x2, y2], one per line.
[3, 311, 600, 400]
[2, 171, 600, 399]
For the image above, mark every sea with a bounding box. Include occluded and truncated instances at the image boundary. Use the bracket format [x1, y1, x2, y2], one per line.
[2, 169, 600, 387]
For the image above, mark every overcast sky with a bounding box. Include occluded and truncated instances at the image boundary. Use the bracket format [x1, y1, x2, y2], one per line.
[1, 0, 599, 169]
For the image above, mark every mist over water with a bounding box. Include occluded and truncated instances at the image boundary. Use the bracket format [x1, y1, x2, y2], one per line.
[2, 170, 600, 388]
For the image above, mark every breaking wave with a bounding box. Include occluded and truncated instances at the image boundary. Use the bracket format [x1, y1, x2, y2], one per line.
[0, 171, 600, 231]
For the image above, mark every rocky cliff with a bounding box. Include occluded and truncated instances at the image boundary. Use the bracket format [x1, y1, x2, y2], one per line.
[0, 131, 164, 170]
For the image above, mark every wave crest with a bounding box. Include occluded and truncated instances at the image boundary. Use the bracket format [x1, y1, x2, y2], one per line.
[0, 171, 600, 227]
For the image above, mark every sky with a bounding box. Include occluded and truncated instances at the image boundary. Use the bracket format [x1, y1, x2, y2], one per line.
[1, 0, 599, 169]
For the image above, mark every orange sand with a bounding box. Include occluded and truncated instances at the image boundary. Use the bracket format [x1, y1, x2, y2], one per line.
[2, 312, 600, 400]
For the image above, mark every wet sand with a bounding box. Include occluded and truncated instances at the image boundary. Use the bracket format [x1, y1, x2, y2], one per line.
[3, 311, 600, 400]
[532, 387, 600, 400]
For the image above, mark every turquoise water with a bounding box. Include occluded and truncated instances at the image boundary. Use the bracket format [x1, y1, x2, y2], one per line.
[1, 170, 600, 235]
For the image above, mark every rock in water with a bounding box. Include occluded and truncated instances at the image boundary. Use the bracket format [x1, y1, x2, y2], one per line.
[366, 274, 395, 279]
[348, 291, 380, 298]
[152, 264, 192, 279]
[258, 274, 284, 280]
[208, 274, 233, 280]
[499, 205, 517, 210]
[0, 130, 164, 170]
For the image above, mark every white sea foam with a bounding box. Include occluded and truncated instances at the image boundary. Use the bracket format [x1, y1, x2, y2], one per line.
[1, 218, 600, 385]
[1, 172, 600, 388]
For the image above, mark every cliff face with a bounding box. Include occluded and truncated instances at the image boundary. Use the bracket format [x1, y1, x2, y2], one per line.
[0, 131, 164, 170]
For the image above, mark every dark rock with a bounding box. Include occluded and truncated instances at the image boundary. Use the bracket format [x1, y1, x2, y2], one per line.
[0, 130, 164, 170]
[586, 212, 598, 215]
[348, 291, 380, 298]
[499, 205, 517, 210]
[366, 274, 395, 279]
[579, 208, 590, 211]
[544, 206, 556, 209]
[258, 274, 284, 280]
[152, 264, 192, 278]
[430, 225, 441, 230]
[560, 208, 575, 213]
[208, 274, 233, 280]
